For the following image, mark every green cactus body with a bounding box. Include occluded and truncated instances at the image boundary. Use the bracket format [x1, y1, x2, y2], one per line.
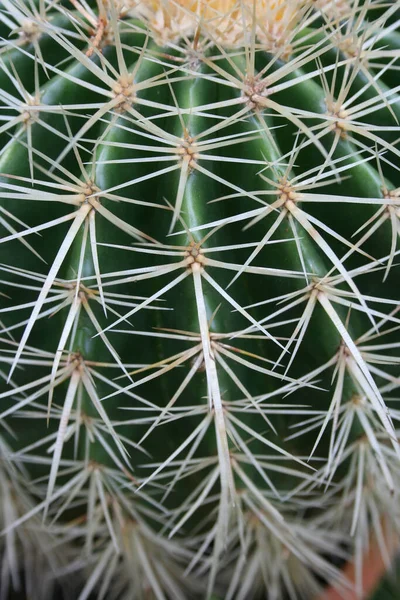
[0, 1, 399, 598]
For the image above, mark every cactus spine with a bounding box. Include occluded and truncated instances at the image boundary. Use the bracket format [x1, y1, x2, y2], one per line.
[0, 0, 400, 598]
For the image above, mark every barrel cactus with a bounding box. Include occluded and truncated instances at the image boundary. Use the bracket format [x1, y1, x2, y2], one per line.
[0, 0, 399, 598]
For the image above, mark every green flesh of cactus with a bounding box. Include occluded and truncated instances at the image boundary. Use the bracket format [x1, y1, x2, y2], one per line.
[0, 1, 399, 598]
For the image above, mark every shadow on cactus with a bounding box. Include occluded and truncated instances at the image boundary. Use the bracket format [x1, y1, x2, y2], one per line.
[0, 0, 399, 598]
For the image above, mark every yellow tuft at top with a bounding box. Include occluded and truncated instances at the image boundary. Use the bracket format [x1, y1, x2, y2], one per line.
[129, 0, 306, 51]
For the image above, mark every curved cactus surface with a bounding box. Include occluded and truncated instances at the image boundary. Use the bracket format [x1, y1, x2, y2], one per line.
[0, 1, 400, 599]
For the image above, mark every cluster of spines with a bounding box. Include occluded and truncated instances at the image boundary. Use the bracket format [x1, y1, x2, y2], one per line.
[0, 1, 399, 599]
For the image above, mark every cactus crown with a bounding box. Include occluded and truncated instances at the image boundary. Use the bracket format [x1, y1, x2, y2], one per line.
[132, 0, 302, 46]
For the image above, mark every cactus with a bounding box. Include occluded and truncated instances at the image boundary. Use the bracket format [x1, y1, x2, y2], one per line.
[0, 0, 399, 598]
